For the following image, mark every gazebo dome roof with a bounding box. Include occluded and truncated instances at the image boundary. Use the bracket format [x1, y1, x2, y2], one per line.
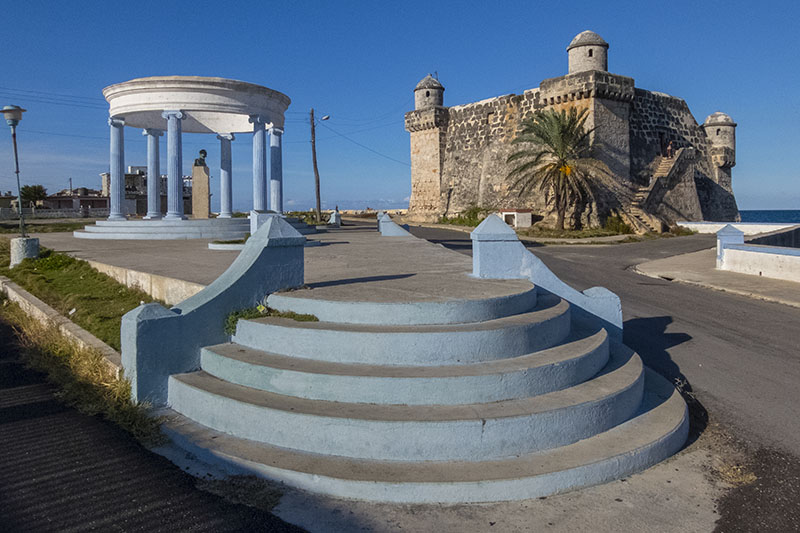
[102, 76, 291, 134]
[567, 31, 609, 51]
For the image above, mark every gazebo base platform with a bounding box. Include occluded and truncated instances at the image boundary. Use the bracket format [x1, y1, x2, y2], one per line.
[73, 218, 249, 240]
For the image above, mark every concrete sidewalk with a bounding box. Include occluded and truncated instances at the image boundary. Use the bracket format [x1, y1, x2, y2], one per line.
[635, 247, 800, 309]
[31, 225, 531, 305]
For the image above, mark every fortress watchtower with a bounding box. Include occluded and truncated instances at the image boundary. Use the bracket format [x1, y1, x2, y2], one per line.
[702, 111, 737, 192]
[414, 74, 445, 109]
[567, 31, 609, 74]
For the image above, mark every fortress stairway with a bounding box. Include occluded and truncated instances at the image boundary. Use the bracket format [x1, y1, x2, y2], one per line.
[625, 155, 677, 234]
[159, 282, 688, 503]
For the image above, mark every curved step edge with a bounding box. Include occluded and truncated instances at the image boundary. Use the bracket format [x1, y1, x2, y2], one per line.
[200, 329, 609, 405]
[232, 295, 571, 366]
[266, 286, 537, 326]
[159, 369, 688, 503]
[167, 347, 643, 462]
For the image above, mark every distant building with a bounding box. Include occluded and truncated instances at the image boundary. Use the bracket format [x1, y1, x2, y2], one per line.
[43, 186, 108, 210]
[100, 165, 192, 216]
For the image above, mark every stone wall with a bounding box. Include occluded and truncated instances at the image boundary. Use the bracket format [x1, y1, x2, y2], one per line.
[406, 71, 739, 225]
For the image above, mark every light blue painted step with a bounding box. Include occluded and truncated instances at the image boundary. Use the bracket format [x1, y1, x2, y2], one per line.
[160, 368, 687, 503]
[232, 294, 571, 366]
[167, 345, 643, 462]
[266, 286, 538, 326]
[200, 328, 609, 405]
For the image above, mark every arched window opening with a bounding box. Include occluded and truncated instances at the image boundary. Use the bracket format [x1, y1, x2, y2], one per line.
[588, 49, 593, 57]
[716, 128, 720, 136]
[426, 90, 430, 97]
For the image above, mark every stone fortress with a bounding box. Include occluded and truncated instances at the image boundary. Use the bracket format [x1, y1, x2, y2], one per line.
[405, 31, 740, 230]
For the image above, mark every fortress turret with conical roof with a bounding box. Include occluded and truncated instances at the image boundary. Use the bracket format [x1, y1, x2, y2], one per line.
[567, 30, 609, 74]
[414, 74, 445, 109]
[702, 111, 737, 193]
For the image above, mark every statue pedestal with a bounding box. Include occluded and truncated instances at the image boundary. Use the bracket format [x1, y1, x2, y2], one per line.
[192, 164, 211, 219]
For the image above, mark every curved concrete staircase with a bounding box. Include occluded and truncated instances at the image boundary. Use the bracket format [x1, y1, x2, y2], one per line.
[161, 285, 688, 503]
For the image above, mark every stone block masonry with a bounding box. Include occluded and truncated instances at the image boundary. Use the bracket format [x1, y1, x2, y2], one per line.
[406, 31, 740, 227]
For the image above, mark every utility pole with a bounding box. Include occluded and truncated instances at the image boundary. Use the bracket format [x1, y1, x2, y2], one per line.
[310, 108, 322, 224]
[69, 177, 72, 195]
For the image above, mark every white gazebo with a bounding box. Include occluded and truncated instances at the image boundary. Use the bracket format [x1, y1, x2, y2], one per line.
[76, 76, 291, 240]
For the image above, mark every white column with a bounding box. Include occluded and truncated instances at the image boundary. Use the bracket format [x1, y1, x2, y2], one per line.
[108, 117, 126, 220]
[269, 127, 284, 214]
[217, 133, 234, 218]
[143, 128, 163, 219]
[162, 110, 185, 220]
[250, 115, 267, 211]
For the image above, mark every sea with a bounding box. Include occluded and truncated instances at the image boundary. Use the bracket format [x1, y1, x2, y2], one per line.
[739, 210, 800, 224]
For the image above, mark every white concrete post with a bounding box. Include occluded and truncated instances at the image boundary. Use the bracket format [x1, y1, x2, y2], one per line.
[716, 224, 745, 268]
[162, 110, 185, 220]
[269, 127, 284, 214]
[107, 117, 126, 220]
[470, 215, 524, 278]
[143, 128, 163, 219]
[217, 133, 234, 218]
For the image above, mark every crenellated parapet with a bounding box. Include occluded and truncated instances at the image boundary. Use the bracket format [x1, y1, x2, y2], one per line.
[404, 107, 449, 133]
[538, 71, 635, 107]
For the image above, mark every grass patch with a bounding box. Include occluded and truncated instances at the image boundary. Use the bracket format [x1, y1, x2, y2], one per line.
[670, 225, 696, 237]
[438, 205, 489, 227]
[0, 296, 163, 444]
[212, 233, 250, 245]
[0, 239, 156, 350]
[0, 220, 91, 234]
[224, 303, 318, 335]
[519, 226, 622, 239]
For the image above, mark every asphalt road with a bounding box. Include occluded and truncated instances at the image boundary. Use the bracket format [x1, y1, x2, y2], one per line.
[408, 226, 800, 458]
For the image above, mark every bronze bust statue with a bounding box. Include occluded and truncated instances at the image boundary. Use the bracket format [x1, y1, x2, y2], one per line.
[193, 149, 207, 167]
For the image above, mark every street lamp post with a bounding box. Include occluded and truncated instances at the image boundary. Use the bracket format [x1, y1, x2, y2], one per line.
[1, 105, 27, 237]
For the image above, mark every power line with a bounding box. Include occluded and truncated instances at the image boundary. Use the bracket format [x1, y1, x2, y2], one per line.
[0, 85, 105, 103]
[318, 122, 410, 167]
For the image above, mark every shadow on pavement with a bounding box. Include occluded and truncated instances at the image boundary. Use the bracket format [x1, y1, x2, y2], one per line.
[309, 273, 415, 288]
[624, 315, 708, 446]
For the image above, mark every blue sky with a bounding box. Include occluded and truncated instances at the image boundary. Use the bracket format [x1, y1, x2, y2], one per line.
[0, 0, 797, 211]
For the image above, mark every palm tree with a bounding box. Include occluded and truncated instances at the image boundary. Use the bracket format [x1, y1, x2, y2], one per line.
[506, 107, 613, 230]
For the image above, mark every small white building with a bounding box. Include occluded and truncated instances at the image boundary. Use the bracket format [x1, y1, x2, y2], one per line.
[499, 209, 533, 229]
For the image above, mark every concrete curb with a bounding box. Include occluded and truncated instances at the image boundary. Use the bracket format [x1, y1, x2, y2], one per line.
[0, 275, 122, 375]
[632, 264, 800, 310]
[86, 260, 204, 306]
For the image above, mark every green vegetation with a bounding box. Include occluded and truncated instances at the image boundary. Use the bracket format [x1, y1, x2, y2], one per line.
[0, 220, 90, 234]
[286, 210, 325, 225]
[20, 184, 48, 205]
[603, 214, 634, 235]
[231, 211, 249, 218]
[438, 205, 489, 227]
[670, 225, 696, 237]
[0, 239, 156, 350]
[212, 233, 250, 245]
[519, 226, 623, 239]
[0, 296, 163, 444]
[507, 107, 617, 230]
[224, 303, 318, 335]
